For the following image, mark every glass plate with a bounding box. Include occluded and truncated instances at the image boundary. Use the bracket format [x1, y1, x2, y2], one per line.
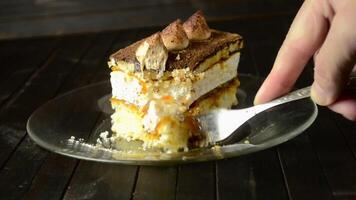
[27, 74, 317, 165]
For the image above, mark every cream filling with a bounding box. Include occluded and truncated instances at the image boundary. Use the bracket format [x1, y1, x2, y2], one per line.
[110, 72, 148, 107]
[110, 52, 240, 107]
[189, 52, 239, 105]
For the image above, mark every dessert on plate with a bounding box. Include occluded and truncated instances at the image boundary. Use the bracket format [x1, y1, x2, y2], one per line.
[107, 11, 243, 152]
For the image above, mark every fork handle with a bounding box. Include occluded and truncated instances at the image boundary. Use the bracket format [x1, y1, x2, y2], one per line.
[252, 86, 311, 114]
[254, 75, 356, 113]
[266, 86, 311, 107]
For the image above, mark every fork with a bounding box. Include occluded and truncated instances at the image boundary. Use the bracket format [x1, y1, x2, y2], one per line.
[198, 75, 356, 144]
[197, 86, 313, 144]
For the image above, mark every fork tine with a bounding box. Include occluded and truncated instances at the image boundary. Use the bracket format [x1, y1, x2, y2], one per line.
[198, 109, 254, 143]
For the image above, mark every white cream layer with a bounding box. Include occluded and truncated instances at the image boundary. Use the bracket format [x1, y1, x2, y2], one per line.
[110, 52, 239, 106]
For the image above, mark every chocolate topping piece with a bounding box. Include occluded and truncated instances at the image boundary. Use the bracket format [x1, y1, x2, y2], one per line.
[135, 33, 168, 76]
[161, 19, 189, 51]
[183, 10, 211, 41]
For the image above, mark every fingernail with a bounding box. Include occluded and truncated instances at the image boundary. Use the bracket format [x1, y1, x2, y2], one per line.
[253, 98, 259, 106]
[254, 90, 262, 105]
[253, 93, 258, 105]
[311, 82, 329, 106]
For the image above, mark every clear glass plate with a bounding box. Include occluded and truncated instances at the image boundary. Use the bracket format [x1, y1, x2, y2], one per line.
[27, 74, 317, 165]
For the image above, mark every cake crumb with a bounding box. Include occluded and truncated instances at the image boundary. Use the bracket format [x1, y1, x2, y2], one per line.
[69, 136, 75, 142]
[175, 54, 181, 60]
[100, 131, 109, 138]
[96, 131, 112, 148]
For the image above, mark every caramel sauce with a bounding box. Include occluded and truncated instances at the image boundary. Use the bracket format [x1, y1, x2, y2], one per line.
[140, 81, 148, 94]
[161, 95, 173, 102]
[110, 98, 143, 116]
[141, 102, 150, 114]
[183, 115, 201, 136]
[111, 66, 121, 71]
[155, 117, 175, 132]
[146, 132, 160, 140]
[110, 98, 125, 105]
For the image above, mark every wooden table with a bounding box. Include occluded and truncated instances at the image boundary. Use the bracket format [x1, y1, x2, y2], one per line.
[0, 3, 356, 200]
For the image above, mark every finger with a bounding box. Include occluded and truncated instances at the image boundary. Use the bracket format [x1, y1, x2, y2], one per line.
[311, 2, 356, 106]
[254, 0, 329, 105]
[328, 64, 356, 121]
[328, 96, 356, 121]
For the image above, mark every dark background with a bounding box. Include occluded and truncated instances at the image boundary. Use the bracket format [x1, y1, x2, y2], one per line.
[1, 0, 302, 40]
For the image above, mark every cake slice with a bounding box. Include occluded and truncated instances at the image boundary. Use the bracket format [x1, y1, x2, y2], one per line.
[108, 11, 243, 152]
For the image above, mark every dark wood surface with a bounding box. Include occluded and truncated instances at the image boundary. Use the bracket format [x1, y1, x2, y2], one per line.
[0, 1, 356, 199]
[0, 0, 302, 40]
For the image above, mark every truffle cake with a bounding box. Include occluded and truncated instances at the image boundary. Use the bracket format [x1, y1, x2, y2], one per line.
[108, 11, 243, 152]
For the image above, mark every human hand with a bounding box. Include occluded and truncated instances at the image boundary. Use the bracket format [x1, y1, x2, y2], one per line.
[254, 0, 356, 121]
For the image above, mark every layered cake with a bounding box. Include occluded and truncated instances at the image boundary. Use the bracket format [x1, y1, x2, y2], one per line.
[107, 11, 243, 152]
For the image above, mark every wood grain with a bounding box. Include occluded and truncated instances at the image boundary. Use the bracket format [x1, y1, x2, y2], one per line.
[217, 149, 289, 200]
[63, 162, 137, 200]
[0, 0, 302, 40]
[0, 38, 58, 107]
[133, 166, 177, 200]
[0, 35, 94, 199]
[23, 33, 117, 200]
[176, 162, 216, 200]
[309, 108, 356, 200]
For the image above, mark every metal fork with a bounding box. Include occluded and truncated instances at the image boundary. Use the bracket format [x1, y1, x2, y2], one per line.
[198, 75, 356, 144]
[198, 86, 312, 144]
